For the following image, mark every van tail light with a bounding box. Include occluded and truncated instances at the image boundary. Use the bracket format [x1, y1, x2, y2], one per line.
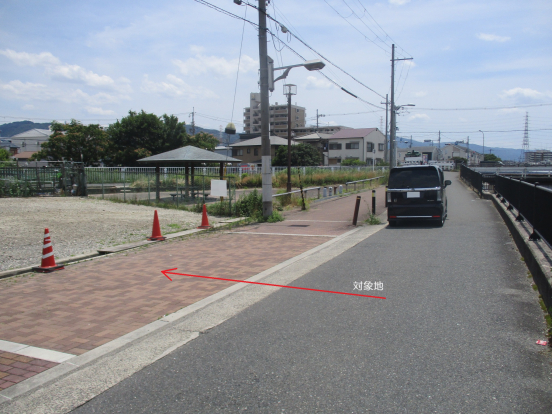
[437, 191, 442, 201]
[387, 191, 392, 203]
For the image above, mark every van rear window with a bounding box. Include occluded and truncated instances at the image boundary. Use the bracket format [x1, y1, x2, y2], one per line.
[388, 168, 440, 188]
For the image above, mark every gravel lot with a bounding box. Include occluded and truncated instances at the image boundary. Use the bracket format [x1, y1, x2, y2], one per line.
[0, 197, 224, 272]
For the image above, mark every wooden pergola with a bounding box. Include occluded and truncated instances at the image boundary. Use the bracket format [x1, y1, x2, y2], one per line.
[137, 146, 241, 201]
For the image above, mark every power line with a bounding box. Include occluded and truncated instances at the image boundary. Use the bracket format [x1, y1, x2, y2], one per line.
[242, 0, 386, 100]
[399, 128, 552, 134]
[411, 103, 552, 111]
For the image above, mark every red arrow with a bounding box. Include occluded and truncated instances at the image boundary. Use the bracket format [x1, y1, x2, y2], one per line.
[161, 268, 386, 299]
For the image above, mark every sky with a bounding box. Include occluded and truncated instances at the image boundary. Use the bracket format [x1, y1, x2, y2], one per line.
[0, 0, 551, 151]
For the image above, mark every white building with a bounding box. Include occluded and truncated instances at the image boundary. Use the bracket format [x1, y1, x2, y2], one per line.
[326, 128, 386, 166]
[525, 150, 552, 164]
[9, 128, 51, 153]
[441, 144, 483, 165]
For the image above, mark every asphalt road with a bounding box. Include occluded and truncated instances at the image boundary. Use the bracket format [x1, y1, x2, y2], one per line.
[71, 173, 552, 413]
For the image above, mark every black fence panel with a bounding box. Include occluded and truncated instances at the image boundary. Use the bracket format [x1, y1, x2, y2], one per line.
[495, 175, 552, 247]
[460, 164, 483, 195]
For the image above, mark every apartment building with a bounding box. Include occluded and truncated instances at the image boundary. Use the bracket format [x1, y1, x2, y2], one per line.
[326, 128, 386, 166]
[525, 150, 552, 163]
[243, 93, 306, 137]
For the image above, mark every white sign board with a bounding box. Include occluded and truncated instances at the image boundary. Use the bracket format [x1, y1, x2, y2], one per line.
[211, 180, 228, 197]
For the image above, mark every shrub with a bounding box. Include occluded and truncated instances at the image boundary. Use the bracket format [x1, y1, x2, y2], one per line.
[235, 189, 263, 217]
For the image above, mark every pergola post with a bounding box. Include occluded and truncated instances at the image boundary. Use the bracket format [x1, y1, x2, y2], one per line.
[191, 162, 195, 198]
[219, 162, 223, 180]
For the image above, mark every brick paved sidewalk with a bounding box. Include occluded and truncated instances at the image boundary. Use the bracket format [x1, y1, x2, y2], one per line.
[0, 352, 58, 390]
[0, 185, 387, 392]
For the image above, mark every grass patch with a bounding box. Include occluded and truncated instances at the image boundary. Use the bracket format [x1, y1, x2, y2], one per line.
[365, 214, 381, 225]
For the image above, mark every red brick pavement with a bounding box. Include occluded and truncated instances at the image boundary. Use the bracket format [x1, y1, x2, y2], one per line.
[0, 233, 332, 356]
[0, 185, 388, 390]
[0, 352, 58, 390]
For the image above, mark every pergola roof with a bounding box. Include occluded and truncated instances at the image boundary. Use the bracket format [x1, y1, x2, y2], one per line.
[137, 145, 241, 164]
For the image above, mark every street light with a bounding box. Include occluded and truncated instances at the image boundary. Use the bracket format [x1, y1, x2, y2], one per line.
[479, 130, 485, 160]
[390, 103, 415, 168]
[257, 57, 324, 217]
[270, 59, 325, 91]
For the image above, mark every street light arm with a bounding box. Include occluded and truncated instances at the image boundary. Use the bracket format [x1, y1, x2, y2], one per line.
[273, 67, 292, 83]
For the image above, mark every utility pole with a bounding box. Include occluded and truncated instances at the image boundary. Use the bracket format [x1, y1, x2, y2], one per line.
[316, 109, 325, 129]
[191, 107, 196, 135]
[284, 84, 297, 193]
[380, 94, 389, 163]
[390, 45, 396, 168]
[258, 0, 272, 217]
[389, 45, 413, 168]
[466, 136, 470, 166]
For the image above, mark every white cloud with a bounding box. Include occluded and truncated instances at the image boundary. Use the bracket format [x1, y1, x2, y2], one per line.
[0, 48, 131, 92]
[0, 49, 60, 66]
[389, 0, 411, 5]
[0, 79, 128, 105]
[85, 106, 115, 115]
[477, 33, 511, 42]
[141, 74, 217, 99]
[22, 104, 35, 110]
[189, 45, 205, 54]
[173, 54, 258, 78]
[414, 91, 428, 98]
[305, 75, 335, 90]
[408, 114, 430, 121]
[500, 87, 547, 100]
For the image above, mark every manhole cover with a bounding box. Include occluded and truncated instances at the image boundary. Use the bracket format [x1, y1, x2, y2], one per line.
[288, 225, 309, 227]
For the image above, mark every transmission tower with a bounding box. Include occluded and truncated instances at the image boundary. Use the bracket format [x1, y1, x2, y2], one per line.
[521, 112, 529, 162]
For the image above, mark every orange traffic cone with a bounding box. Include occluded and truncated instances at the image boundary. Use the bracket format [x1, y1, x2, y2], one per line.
[33, 228, 64, 273]
[147, 210, 166, 241]
[197, 204, 211, 229]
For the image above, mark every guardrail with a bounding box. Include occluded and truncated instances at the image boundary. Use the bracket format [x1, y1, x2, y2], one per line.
[272, 187, 322, 199]
[494, 175, 552, 248]
[345, 176, 384, 192]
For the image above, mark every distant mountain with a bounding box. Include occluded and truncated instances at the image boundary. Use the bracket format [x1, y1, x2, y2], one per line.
[0, 121, 51, 137]
[395, 136, 522, 161]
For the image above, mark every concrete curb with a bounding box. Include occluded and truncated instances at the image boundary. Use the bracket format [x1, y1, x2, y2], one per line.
[0, 224, 385, 409]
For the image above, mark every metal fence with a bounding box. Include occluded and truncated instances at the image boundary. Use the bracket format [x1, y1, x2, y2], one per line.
[460, 164, 483, 195]
[84, 165, 388, 184]
[0, 164, 86, 197]
[494, 175, 552, 248]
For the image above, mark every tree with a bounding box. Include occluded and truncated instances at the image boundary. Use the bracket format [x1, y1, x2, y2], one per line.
[30, 120, 109, 165]
[0, 148, 11, 161]
[341, 158, 365, 166]
[185, 131, 219, 151]
[107, 111, 193, 166]
[484, 153, 502, 162]
[272, 143, 322, 166]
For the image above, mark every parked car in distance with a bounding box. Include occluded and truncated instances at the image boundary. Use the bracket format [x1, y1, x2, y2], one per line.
[387, 165, 451, 227]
